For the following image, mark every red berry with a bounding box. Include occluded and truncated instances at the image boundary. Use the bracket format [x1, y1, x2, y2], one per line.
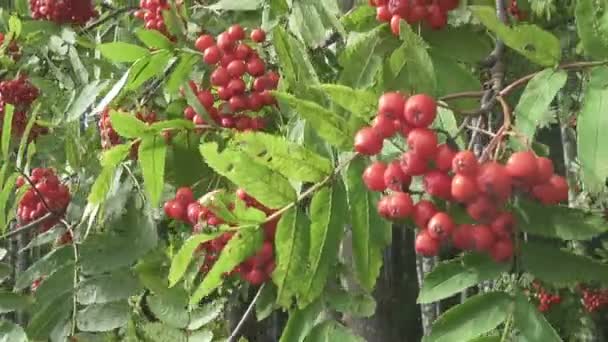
[211, 67, 230, 86]
[217, 32, 234, 51]
[452, 224, 474, 251]
[363, 161, 387, 192]
[175, 187, 195, 204]
[427, 212, 455, 240]
[378, 92, 406, 120]
[413, 200, 438, 229]
[195, 34, 215, 52]
[550, 175, 569, 202]
[251, 28, 266, 43]
[491, 212, 515, 238]
[376, 5, 392, 22]
[506, 151, 538, 184]
[372, 114, 398, 139]
[247, 58, 266, 77]
[387, 192, 414, 219]
[407, 128, 438, 159]
[491, 239, 514, 262]
[203, 46, 222, 64]
[435, 144, 456, 172]
[388, 0, 410, 16]
[427, 5, 448, 29]
[390, 15, 402, 35]
[187, 202, 202, 225]
[244, 269, 266, 286]
[476, 162, 512, 202]
[471, 225, 496, 252]
[415, 230, 440, 257]
[400, 151, 428, 176]
[466, 195, 499, 223]
[424, 171, 452, 200]
[165, 200, 186, 220]
[377, 196, 392, 219]
[408, 5, 427, 23]
[452, 151, 478, 176]
[536, 157, 554, 184]
[451, 174, 478, 203]
[227, 24, 246, 41]
[384, 161, 411, 191]
[404, 94, 437, 128]
[354, 127, 383, 155]
[227, 60, 247, 78]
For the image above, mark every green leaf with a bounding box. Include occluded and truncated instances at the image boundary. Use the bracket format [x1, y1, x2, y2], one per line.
[135, 28, 173, 49]
[188, 299, 225, 330]
[208, 0, 262, 10]
[431, 53, 481, 111]
[299, 182, 347, 308]
[200, 142, 297, 208]
[274, 92, 352, 149]
[0, 292, 32, 314]
[147, 289, 189, 329]
[140, 322, 187, 342]
[0, 320, 27, 342]
[33, 264, 75, 309]
[514, 198, 607, 240]
[344, 156, 391, 291]
[77, 269, 143, 305]
[423, 26, 493, 64]
[340, 6, 377, 32]
[339, 26, 385, 88]
[126, 51, 173, 91]
[166, 54, 198, 94]
[27, 292, 72, 340]
[77, 301, 129, 332]
[418, 254, 510, 304]
[150, 119, 194, 132]
[304, 321, 364, 342]
[575, 0, 608, 59]
[98, 42, 149, 63]
[325, 289, 376, 318]
[168, 233, 222, 287]
[289, 1, 330, 47]
[65, 80, 109, 122]
[139, 135, 167, 207]
[520, 240, 608, 286]
[0, 263, 10, 283]
[183, 80, 216, 127]
[92, 70, 130, 115]
[578, 66, 608, 193]
[513, 292, 562, 342]
[8, 16, 22, 37]
[15, 246, 74, 290]
[273, 207, 310, 307]
[279, 299, 324, 342]
[511, 69, 567, 147]
[423, 292, 512, 342]
[233, 131, 332, 183]
[256, 284, 277, 321]
[109, 111, 148, 138]
[1, 104, 14, 160]
[190, 228, 264, 305]
[471, 6, 560, 66]
[315, 84, 377, 121]
[88, 145, 130, 204]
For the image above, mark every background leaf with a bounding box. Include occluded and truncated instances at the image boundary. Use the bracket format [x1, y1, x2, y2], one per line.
[139, 135, 167, 207]
[76, 301, 129, 332]
[575, 0, 608, 59]
[513, 292, 562, 342]
[98, 42, 149, 63]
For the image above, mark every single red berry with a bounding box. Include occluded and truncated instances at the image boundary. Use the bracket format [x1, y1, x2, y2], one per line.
[247, 58, 266, 77]
[227, 60, 247, 78]
[378, 92, 406, 120]
[390, 15, 402, 35]
[452, 224, 474, 251]
[400, 151, 428, 176]
[251, 28, 266, 43]
[452, 150, 478, 176]
[217, 32, 234, 51]
[536, 157, 554, 184]
[384, 161, 411, 191]
[166, 200, 186, 220]
[415, 230, 440, 257]
[466, 195, 499, 223]
[491, 239, 514, 262]
[435, 144, 456, 172]
[372, 114, 398, 139]
[195, 34, 215, 52]
[387, 192, 414, 219]
[211, 67, 230, 87]
[227, 24, 246, 41]
[388, 0, 409, 16]
[175, 187, 195, 204]
[407, 128, 438, 159]
[187, 202, 202, 225]
[244, 269, 266, 286]
[404, 94, 437, 128]
[471, 225, 496, 252]
[377, 195, 392, 219]
[427, 212, 455, 240]
[451, 174, 478, 203]
[354, 127, 383, 155]
[427, 4, 448, 29]
[476, 162, 512, 202]
[424, 171, 452, 200]
[550, 175, 569, 202]
[376, 5, 392, 22]
[506, 151, 538, 185]
[491, 212, 515, 238]
[413, 200, 437, 229]
[408, 5, 427, 23]
[203, 46, 222, 65]
[363, 162, 388, 192]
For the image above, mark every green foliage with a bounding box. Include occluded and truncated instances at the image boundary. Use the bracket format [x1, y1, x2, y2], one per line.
[575, 0, 608, 60]
[513, 292, 562, 342]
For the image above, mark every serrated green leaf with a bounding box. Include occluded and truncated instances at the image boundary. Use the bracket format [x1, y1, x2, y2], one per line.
[166, 54, 198, 94]
[344, 156, 391, 291]
[77, 301, 129, 332]
[340, 5, 377, 32]
[304, 321, 364, 342]
[274, 92, 352, 149]
[65, 80, 109, 122]
[190, 228, 263, 304]
[513, 292, 562, 342]
[233, 131, 332, 183]
[135, 28, 173, 49]
[423, 26, 493, 64]
[471, 6, 560, 66]
[33, 264, 75, 309]
[140, 322, 187, 342]
[431, 53, 481, 111]
[424, 292, 512, 342]
[578, 66, 608, 193]
[0, 292, 32, 314]
[77, 269, 143, 305]
[92, 71, 130, 115]
[299, 182, 347, 308]
[27, 292, 72, 340]
[200, 142, 297, 208]
[126, 51, 173, 91]
[279, 299, 323, 342]
[514, 199, 607, 240]
[575, 0, 608, 59]
[520, 240, 608, 286]
[150, 119, 194, 132]
[256, 283, 277, 321]
[148, 289, 189, 329]
[183, 80, 216, 127]
[139, 135, 167, 207]
[511, 69, 567, 147]
[339, 26, 384, 88]
[325, 289, 376, 318]
[418, 254, 509, 304]
[188, 299, 225, 330]
[315, 84, 377, 121]
[168, 233, 222, 287]
[100, 144, 130, 167]
[289, 1, 329, 47]
[0, 320, 27, 342]
[433, 107, 465, 148]
[109, 111, 148, 138]
[98, 42, 149, 63]
[1, 104, 14, 160]
[273, 207, 310, 307]
[15, 246, 74, 290]
[208, 0, 262, 10]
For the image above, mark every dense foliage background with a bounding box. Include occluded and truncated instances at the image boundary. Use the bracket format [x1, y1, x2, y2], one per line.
[0, 0, 606, 341]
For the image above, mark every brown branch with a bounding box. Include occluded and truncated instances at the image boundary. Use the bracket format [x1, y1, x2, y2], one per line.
[438, 91, 486, 102]
[0, 213, 53, 241]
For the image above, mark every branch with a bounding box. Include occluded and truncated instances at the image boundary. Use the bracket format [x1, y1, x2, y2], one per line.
[0, 213, 53, 241]
[81, 6, 138, 33]
[227, 284, 265, 342]
[439, 91, 486, 102]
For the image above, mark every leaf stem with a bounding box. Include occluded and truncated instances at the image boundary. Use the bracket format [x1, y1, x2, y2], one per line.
[227, 284, 266, 342]
[500, 314, 513, 342]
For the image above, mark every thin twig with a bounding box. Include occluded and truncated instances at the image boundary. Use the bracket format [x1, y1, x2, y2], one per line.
[227, 284, 266, 342]
[439, 91, 486, 102]
[81, 6, 138, 33]
[0, 213, 53, 241]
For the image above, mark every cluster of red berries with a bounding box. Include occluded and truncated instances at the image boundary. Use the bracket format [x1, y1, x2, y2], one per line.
[581, 287, 608, 313]
[354, 92, 569, 263]
[99, 108, 159, 156]
[181, 25, 277, 131]
[0, 33, 21, 60]
[29, 0, 98, 25]
[0, 76, 48, 140]
[370, 0, 460, 33]
[164, 187, 278, 286]
[508, 0, 526, 21]
[530, 282, 562, 312]
[134, 0, 170, 35]
[16, 168, 70, 232]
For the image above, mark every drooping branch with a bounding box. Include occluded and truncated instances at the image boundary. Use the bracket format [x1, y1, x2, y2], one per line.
[227, 284, 266, 342]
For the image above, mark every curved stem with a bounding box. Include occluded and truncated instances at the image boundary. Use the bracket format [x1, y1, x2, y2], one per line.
[227, 284, 265, 342]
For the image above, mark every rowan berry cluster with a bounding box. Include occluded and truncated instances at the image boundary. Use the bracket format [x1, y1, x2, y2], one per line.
[530, 282, 562, 312]
[29, 0, 98, 25]
[581, 287, 608, 313]
[0, 33, 21, 60]
[355, 92, 569, 263]
[0, 76, 48, 140]
[164, 187, 278, 286]
[182, 26, 277, 131]
[508, 0, 526, 21]
[369, 0, 460, 33]
[16, 168, 70, 232]
[99, 108, 158, 157]
[134, 0, 170, 35]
